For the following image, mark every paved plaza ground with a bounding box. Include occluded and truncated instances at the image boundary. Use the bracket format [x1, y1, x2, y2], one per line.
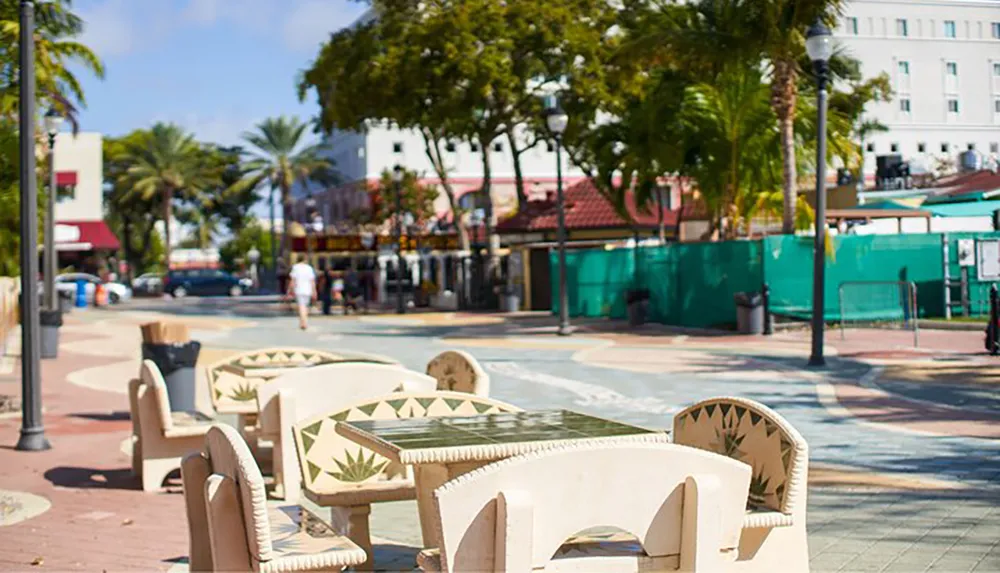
[1, 298, 998, 572]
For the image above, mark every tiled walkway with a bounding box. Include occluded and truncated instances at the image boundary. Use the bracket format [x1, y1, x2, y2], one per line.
[1, 304, 998, 571]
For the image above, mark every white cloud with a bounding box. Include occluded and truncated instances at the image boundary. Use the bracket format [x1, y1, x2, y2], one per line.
[181, 0, 221, 25]
[76, 0, 135, 57]
[282, 0, 367, 52]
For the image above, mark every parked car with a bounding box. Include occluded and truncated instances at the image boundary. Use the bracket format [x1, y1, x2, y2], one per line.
[131, 273, 163, 296]
[52, 273, 132, 304]
[164, 269, 247, 298]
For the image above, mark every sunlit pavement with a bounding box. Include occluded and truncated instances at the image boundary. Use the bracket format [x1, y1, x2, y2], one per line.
[1, 299, 998, 571]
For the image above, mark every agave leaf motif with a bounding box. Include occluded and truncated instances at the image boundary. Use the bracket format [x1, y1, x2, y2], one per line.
[228, 381, 257, 402]
[748, 470, 771, 507]
[328, 448, 388, 482]
[711, 416, 746, 460]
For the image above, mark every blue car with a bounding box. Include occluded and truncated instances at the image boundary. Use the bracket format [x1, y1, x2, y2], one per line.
[164, 269, 247, 298]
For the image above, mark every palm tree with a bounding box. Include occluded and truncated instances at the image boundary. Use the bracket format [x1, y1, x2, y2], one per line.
[754, 0, 847, 233]
[115, 123, 220, 268]
[233, 116, 338, 266]
[0, 0, 105, 125]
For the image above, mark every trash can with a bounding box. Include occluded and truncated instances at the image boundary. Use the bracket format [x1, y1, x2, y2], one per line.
[626, 289, 650, 327]
[735, 292, 764, 334]
[39, 309, 63, 359]
[75, 279, 88, 308]
[502, 293, 520, 313]
[141, 341, 202, 412]
[58, 290, 73, 314]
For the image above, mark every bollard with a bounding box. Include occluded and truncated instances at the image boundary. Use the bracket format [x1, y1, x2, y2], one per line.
[990, 285, 999, 356]
[762, 283, 774, 336]
[75, 279, 87, 308]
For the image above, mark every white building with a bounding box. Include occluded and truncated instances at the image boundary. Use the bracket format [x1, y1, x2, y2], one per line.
[836, 0, 1000, 181]
[51, 132, 121, 257]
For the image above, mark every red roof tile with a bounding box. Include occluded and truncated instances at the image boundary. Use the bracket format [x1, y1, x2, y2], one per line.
[939, 170, 1000, 198]
[497, 179, 680, 233]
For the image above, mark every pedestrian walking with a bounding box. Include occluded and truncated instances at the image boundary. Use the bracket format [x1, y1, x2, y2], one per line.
[343, 268, 361, 314]
[287, 256, 317, 330]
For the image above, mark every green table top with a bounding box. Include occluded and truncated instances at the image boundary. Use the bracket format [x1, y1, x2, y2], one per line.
[338, 410, 666, 463]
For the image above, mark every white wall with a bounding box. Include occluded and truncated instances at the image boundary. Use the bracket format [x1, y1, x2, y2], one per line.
[852, 215, 995, 234]
[837, 0, 1000, 178]
[52, 132, 103, 222]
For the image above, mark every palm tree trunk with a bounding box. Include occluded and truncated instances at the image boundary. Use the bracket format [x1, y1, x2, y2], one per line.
[162, 187, 173, 269]
[280, 181, 292, 265]
[771, 58, 799, 235]
[268, 186, 278, 277]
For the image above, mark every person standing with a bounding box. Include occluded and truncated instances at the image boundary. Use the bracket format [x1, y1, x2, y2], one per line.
[287, 256, 317, 330]
[319, 264, 334, 316]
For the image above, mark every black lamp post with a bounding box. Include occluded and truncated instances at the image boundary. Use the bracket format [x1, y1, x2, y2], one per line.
[304, 194, 318, 264]
[806, 20, 833, 367]
[392, 165, 405, 314]
[545, 104, 571, 336]
[16, 0, 50, 452]
[43, 107, 64, 312]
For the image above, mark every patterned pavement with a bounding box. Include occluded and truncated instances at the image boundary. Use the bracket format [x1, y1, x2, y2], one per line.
[1, 300, 999, 572]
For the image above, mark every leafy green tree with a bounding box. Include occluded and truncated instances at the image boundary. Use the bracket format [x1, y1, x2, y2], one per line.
[362, 167, 440, 230]
[219, 220, 273, 273]
[231, 116, 337, 265]
[301, 13, 474, 251]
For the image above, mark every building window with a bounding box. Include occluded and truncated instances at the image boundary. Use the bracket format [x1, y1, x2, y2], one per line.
[898, 61, 910, 75]
[944, 20, 956, 38]
[968, 143, 976, 151]
[866, 142, 875, 153]
[847, 17, 858, 35]
[941, 143, 950, 153]
[918, 143, 926, 153]
[546, 141, 555, 153]
[947, 99, 960, 113]
[994, 63, 1000, 76]
[445, 141, 456, 153]
[995, 98, 1000, 113]
[493, 142, 503, 153]
[899, 98, 911, 112]
[896, 19, 908, 37]
[890, 143, 899, 153]
[392, 142, 403, 153]
[993, 22, 1000, 39]
[992, 143, 999, 154]
[946, 62, 958, 76]
[470, 142, 480, 153]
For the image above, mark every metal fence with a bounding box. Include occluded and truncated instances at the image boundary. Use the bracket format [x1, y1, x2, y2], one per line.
[838, 280, 919, 346]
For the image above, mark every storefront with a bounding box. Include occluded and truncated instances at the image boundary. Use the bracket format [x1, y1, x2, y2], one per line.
[54, 220, 121, 277]
[291, 233, 472, 309]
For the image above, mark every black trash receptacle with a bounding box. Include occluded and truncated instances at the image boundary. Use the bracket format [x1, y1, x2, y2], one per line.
[39, 309, 63, 359]
[626, 289, 650, 327]
[734, 292, 764, 334]
[141, 341, 202, 412]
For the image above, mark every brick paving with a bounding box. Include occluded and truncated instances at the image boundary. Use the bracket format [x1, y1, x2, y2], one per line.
[2, 306, 1000, 572]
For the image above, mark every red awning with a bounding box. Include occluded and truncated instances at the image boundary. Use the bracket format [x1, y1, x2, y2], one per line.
[55, 171, 78, 186]
[54, 220, 120, 252]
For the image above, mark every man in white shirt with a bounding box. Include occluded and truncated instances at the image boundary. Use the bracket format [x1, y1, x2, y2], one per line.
[287, 256, 317, 330]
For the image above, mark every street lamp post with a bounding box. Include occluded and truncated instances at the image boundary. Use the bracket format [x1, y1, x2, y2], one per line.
[304, 195, 317, 264]
[43, 108, 64, 312]
[16, 0, 50, 452]
[545, 104, 571, 336]
[392, 165, 405, 314]
[806, 20, 833, 367]
[247, 247, 261, 291]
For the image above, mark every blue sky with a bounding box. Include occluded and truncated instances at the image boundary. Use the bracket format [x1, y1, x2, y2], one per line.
[73, 0, 368, 146]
